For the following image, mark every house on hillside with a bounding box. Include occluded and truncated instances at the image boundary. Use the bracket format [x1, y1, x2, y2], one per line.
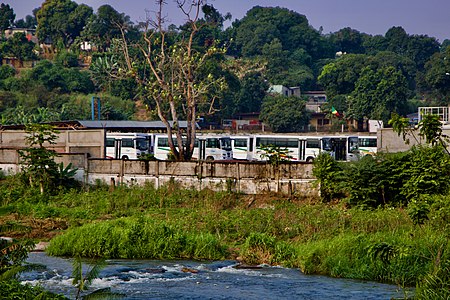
[4, 28, 38, 43]
[267, 85, 301, 97]
[268, 85, 334, 131]
[2, 28, 39, 68]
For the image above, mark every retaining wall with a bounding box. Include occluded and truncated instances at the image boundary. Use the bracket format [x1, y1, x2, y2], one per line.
[0, 154, 317, 196]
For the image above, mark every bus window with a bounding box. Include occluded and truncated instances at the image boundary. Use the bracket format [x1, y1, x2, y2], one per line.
[121, 139, 134, 148]
[306, 139, 320, 148]
[234, 138, 247, 148]
[206, 138, 219, 148]
[106, 138, 115, 147]
[359, 138, 377, 147]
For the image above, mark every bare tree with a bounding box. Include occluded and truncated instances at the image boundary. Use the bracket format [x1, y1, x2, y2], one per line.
[120, 0, 226, 161]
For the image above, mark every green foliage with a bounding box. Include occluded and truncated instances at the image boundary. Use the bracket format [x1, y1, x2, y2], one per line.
[349, 66, 409, 122]
[234, 71, 268, 114]
[54, 50, 79, 67]
[389, 112, 414, 144]
[258, 144, 292, 166]
[313, 141, 450, 208]
[0, 3, 15, 32]
[312, 153, 344, 202]
[233, 6, 330, 60]
[260, 95, 310, 133]
[0, 32, 37, 61]
[0, 280, 67, 299]
[30, 60, 95, 94]
[407, 198, 430, 225]
[0, 238, 35, 279]
[72, 256, 108, 300]
[2, 178, 450, 290]
[240, 232, 276, 265]
[328, 27, 365, 54]
[19, 124, 60, 195]
[416, 264, 450, 299]
[47, 217, 227, 260]
[418, 114, 449, 149]
[342, 155, 385, 208]
[0, 65, 15, 81]
[36, 0, 93, 48]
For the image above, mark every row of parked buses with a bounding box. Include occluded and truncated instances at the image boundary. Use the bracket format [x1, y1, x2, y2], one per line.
[105, 132, 377, 162]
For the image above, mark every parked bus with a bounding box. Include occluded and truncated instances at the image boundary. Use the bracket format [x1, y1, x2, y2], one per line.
[106, 133, 152, 159]
[250, 134, 323, 162]
[153, 134, 233, 161]
[251, 135, 303, 162]
[358, 136, 377, 157]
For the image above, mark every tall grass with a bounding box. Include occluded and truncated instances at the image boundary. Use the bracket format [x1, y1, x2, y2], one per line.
[47, 216, 227, 260]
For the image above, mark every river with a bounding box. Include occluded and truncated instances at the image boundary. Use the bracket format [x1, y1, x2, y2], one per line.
[20, 252, 412, 300]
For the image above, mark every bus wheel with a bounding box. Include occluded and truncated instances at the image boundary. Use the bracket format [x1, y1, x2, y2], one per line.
[206, 156, 214, 161]
[306, 157, 314, 163]
[122, 155, 129, 160]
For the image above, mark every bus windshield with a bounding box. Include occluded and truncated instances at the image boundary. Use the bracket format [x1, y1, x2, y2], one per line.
[136, 138, 149, 151]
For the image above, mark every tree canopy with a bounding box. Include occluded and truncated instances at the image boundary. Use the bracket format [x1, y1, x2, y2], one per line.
[260, 94, 310, 133]
[36, 0, 93, 47]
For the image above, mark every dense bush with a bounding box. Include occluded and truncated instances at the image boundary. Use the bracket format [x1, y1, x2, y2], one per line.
[313, 145, 450, 207]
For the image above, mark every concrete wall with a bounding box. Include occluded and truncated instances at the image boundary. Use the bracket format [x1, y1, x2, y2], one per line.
[0, 155, 317, 196]
[377, 128, 450, 153]
[86, 159, 316, 196]
[0, 129, 105, 158]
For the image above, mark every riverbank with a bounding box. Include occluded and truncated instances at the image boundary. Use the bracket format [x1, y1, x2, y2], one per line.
[1, 179, 449, 296]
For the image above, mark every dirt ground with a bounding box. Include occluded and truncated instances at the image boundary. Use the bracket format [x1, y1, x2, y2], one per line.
[0, 214, 68, 241]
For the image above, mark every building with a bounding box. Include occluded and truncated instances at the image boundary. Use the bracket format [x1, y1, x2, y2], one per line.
[4, 28, 38, 43]
[418, 106, 450, 124]
[267, 85, 301, 97]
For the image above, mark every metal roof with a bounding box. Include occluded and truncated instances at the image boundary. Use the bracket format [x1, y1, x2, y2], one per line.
[77, 120, 191, 129]
[0, 120, 198, 131]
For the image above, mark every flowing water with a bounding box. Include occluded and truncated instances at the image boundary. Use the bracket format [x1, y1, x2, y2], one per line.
[21, 252, 412, 300]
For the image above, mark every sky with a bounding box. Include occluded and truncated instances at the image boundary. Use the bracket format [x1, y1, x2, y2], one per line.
[5, 0, 450, 42]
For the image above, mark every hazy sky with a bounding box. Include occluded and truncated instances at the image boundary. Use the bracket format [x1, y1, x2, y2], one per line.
[5, 0, 450, 42]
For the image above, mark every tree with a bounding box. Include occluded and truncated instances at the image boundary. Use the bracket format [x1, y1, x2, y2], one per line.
[82, 4, 133, 52]
[260, 94, 310, 132]
[235, 72, 268, 113]
[233, 6, 329, 59]
[406, 34, 440, 69]
[120, 0, 226, 161]
[0, 4, 15, 33]
[0, 32, 37, 61]
[18, 124, 60, 194]
[349, 66, 409, 122]
[318, 54, 369, 98]
[362, 34, 388, 55]
[385, 26, 409, 56]
[389, 113, 450, 154]
[423, 46, 450, 103]
[36, 0, 93, 47]
[329, 27, 365, 54]
[14, 15, 37, 29]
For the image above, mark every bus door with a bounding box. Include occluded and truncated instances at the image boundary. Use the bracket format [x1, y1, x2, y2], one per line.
[114, 139, 122, 159]
[198, 138, 206, 160]
[298, 139, 307, 161]
[333, 138, 347, 161]
[347, 136, 359, 161]
[219, 137, 233, 160]
[321, 137, 346, 161]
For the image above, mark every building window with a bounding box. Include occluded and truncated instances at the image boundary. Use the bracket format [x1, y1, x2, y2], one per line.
[317, 119, 330, 126]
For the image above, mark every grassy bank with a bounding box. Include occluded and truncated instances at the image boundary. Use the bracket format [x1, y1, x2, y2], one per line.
[2, 178, 449, 295]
